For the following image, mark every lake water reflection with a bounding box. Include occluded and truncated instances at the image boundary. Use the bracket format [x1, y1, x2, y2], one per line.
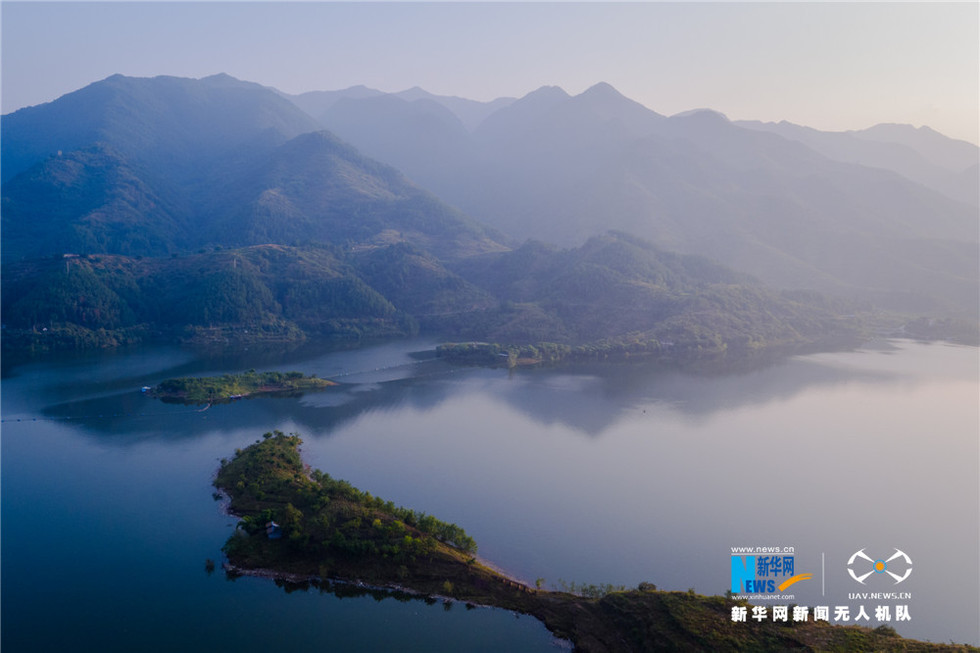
[2, 338, 977, 649]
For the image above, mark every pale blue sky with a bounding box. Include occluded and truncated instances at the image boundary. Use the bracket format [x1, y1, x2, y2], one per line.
[2, 2, 977, 144]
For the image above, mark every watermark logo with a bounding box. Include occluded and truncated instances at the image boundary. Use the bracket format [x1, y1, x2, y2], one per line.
[730, 545, 914, 625]
[846, 548, 912, 585]
[730, 547, 813, 596]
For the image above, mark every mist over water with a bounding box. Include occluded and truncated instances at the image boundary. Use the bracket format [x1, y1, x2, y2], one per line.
[2, 338, 977, 648]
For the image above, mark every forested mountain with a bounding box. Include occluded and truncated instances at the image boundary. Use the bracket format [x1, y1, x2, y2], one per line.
[1, 73, 971, 353]
[197, 130, 505, 261]
[1, 144, 187, 258]
[302, 82, 978, 315]
[445, 232, 859, 348]
[1, 74, 506, 263]
[1, 73, 320, 185]
[1, 245, 416, 347]
[1, 235, 861, 355]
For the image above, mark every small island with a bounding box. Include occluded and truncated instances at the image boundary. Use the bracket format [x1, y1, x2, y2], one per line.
[213, 433, 973, 652]
[149, 370, 335, 405]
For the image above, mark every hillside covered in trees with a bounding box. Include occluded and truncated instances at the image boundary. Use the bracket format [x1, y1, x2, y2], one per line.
[1, 233, 867, 357]
[5, 73, 968, 358]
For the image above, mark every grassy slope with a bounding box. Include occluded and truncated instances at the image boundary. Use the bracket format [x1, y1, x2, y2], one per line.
[214, 434, 976, 653]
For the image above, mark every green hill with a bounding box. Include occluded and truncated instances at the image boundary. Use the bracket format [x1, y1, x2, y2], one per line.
[0, 144, 188, 259]
[443, 232, 864, 355]
[1, 245, 415, 349]
[1, 234, 867, 357]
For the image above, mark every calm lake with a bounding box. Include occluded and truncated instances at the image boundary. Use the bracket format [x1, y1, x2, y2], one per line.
[2, 338, 977, 650]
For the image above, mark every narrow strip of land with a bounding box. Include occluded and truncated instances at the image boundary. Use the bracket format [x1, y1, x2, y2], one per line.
[214, 433, 974, 653]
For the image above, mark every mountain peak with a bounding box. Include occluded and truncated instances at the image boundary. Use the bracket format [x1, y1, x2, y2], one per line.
[671, 108, 730, 122]
[563, 82, 665, 131]
[855, 122, 956, 144]
[580, 82, 623, 99]
[201, 72, 242, 84]
[0, 73, 321, 184]
[475, 85, 571, 136]
[851, 122, 978, 171]
[396, 86, 430, 100]
[524, 85, 571, 102]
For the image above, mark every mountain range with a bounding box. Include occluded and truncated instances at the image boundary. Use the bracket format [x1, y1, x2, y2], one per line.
[1, 73, 976, 351]
[305, 81, 978, 315]
[735, 120, 978, 206]
[1, 74, 509, 262]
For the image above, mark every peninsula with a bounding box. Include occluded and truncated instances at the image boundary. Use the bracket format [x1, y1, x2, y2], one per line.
[150, 371, 335, 405]
[214, 433, 973, 652]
